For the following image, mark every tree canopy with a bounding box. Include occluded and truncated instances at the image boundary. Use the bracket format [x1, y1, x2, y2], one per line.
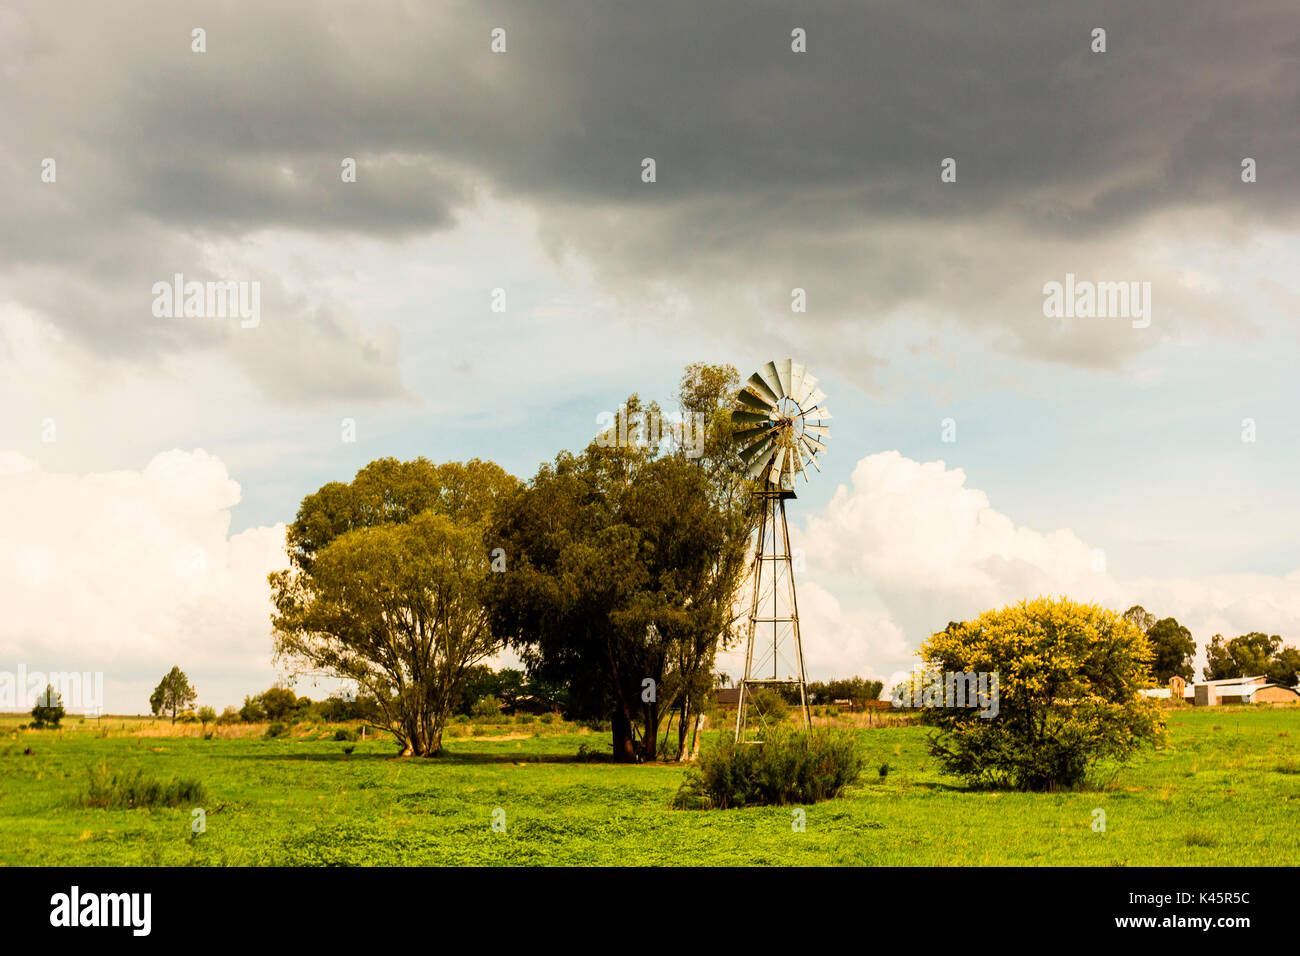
[150, 666, 197, 724]
[1145, 617, 1196, 683]
[489, 366, 755, 761]
[1121, 606, 1195, 684]
[1121, 605, 1157, 635]
[31, 684, 65, 729]
[1204, 632, 1300, 687]
[269, 457, 521, 756]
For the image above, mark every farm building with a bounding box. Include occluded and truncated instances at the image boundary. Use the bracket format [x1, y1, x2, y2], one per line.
[1249, 684, 1300, 703]
[1140, 675, 1300, 706]
[713, 687, 742, 709]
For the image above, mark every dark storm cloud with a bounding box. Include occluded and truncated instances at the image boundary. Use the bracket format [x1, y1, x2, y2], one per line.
[1, 0, 1295, 396]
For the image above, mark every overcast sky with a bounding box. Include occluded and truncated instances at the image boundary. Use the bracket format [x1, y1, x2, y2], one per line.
[2, 1, 1298, 711]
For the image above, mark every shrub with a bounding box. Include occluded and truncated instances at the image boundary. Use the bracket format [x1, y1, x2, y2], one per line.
[748, 688, 789, 723]
[82, 762, 206, 809]
[518, 714, 536, 725]
[266, 722, 286, 738]
[472, 695, 503, 718]
[215, 706, 240, 726]
[673, 728, 864, 809]
[921, 597, 1164, 791]
[342, 744, 355, 756]
[539, 712, 557, 724]
[177, 710, 199, 724]
[333, 728, 356, 741]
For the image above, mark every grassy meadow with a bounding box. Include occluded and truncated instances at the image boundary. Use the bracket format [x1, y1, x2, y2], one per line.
[2, 706, 1298, 866]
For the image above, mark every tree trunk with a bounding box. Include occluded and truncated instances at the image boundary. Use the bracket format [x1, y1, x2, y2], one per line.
[683, 712, 706, 761]
[404, 710, 444, 757]
[611, 709, 636, 762]
[423, 720, 444, 758]
[642, 700, 659, 762]
[676, 697, 689, 759]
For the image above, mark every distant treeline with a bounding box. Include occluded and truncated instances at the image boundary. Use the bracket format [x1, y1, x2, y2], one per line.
[199, 669, 563, 727]
[742, 676, 884, 708]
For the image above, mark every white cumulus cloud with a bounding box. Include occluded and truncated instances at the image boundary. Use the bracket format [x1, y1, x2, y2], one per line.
[0, 449, 288, 712]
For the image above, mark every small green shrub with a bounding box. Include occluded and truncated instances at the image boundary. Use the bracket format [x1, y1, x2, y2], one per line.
[748, 688, 790, 723]
[539, 712, 557, 724]
[518, 714, 536, 725]
[342, 744, 355, 756]
[673, 728, 864, 809]
[82, 762, 206, 809]
[333, 728, 356, 742]
[266, 722, 286, 738]
[472, 695, 502, 718]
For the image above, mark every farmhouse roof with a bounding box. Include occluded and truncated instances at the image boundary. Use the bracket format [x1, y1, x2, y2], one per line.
[1194, 675, 1267, 687]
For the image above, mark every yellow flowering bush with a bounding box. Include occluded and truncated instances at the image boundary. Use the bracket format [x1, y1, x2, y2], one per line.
[920, 596, 1165, 790]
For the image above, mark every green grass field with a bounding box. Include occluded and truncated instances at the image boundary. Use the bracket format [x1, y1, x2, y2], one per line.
[2, 707, 1298, 866]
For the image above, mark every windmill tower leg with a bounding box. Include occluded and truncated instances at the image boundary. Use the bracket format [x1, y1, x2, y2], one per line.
[735, 487, 811, 743]
[779, 495, 812, 734]
[734, 496, 767, 743]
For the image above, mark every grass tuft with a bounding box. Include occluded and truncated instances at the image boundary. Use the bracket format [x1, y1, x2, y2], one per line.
[81, 761, 206, 809]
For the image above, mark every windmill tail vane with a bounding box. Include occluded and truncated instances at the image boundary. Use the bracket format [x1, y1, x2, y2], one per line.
[730, 360, 830, 743]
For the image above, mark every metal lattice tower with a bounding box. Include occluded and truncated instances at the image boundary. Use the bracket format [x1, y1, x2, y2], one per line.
[730, 360, 831, 743]
[735, 483, 810, 741]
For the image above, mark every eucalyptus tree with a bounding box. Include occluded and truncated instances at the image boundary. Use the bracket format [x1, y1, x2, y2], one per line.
[269, 458, 520, 756]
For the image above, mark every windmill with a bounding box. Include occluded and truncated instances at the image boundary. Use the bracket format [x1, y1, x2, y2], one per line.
[730, 359, 830, 743]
